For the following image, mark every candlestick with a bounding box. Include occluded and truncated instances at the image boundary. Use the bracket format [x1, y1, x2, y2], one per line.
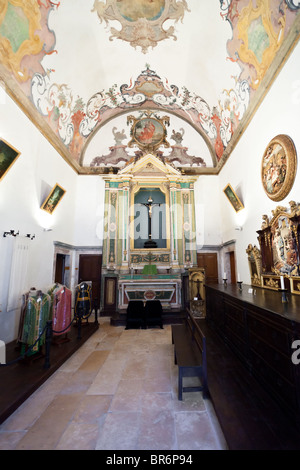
[237, 273, 241, 282]
[223, 278, 227, 287]
[237, 280, 243, 291]
[280, 276, 285, 290]
[279, 288, 288, 303]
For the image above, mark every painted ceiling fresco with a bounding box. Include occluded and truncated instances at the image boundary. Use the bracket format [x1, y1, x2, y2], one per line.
[0, 0, 299, 175]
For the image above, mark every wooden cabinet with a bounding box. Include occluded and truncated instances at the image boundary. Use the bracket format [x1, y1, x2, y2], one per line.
[205, 284, 300, 428]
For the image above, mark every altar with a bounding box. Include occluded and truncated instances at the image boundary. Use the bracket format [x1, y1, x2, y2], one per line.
[99, 113, 198, 317]
[118, 273, 182, 310]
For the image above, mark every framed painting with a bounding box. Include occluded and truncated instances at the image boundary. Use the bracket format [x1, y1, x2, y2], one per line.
[0, 139, 21, 181]
[223, 183, 244, 212]
[41, 183, 66, 215]
[127, 111, 170, 152]
[261, 134, 297, 201]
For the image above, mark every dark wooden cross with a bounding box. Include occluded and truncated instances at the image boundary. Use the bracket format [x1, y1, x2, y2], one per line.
[140, 196, 161, 248]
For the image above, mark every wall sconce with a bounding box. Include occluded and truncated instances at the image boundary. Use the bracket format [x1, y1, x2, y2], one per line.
[235, 226, 243, 231]
[26, 234, 35, 240]
[3, 229, 19, 238]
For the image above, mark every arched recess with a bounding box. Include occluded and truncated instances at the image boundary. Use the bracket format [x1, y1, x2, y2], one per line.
[79, 107, 217, 171]
[133, 187, 167, 249]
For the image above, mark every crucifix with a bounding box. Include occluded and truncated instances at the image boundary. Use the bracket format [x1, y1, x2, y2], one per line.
[140, 196, 161, 248]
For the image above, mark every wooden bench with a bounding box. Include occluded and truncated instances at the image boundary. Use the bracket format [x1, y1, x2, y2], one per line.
[171, 310, 209, 400]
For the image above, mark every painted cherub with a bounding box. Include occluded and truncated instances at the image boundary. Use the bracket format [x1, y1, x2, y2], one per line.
[289, 201, 300, 217]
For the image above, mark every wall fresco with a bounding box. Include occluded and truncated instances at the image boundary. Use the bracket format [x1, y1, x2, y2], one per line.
[92, 0, 188, 53]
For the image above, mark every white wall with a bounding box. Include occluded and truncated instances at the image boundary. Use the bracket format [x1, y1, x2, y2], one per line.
[72, 175, 105, 247]
[218, 41, 300, 284]
[194, 175, 223, 249]
[0, 93, 78, 343]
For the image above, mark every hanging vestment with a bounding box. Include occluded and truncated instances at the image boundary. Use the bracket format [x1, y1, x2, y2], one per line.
[20, 291, 51, 354]
[51, 285, 72, 336]
[17, 291, 30, 343]
[74, 282, 92, 319]
[17, 288, 38, 344]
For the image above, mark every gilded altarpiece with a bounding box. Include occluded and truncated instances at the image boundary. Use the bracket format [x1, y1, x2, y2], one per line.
[101, 154, 198, 312]
[252, 201, 300, 292]
[188, 268, 206, 318]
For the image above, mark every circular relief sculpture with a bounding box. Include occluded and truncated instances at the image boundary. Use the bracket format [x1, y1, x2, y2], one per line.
[261, 134, 297, 201]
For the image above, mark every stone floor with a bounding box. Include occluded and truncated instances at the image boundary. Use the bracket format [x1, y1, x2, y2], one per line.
[0, 318, 227, 451]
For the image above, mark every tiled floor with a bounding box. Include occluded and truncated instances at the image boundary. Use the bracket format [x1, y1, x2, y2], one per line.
[0, 318, 227, 450]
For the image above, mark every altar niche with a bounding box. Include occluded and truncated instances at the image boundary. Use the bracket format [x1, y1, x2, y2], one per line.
[134, 188, 166, 249]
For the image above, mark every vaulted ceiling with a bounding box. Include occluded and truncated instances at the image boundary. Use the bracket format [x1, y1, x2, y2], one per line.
[0, 0, 299, 176]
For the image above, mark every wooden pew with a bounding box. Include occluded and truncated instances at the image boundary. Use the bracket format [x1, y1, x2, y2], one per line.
[172, 310, 209, 400]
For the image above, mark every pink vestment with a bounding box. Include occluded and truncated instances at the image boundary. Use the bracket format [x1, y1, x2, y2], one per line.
[52, 286, 72, 336]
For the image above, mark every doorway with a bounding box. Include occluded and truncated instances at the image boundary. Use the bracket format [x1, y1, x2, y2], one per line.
[197, 252, 218, 284]
[78, 254, 102, 313]
[54, 253, 71, 287]
[224, 250, 236, 284]
[55, 253, 66, 285]
[229, 251, 236, 284]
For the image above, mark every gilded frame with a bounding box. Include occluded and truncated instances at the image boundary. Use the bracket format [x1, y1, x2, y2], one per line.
[188, 268, 206, 318]
[290, 277, 300, 296]
[223, 183, 244, 213]
[41, 183, 66, 215]
[127, 111, 170, 153]
[129, 181, 171, 252]
[261, 134, 297, 202]
[0, 138, 21, 181]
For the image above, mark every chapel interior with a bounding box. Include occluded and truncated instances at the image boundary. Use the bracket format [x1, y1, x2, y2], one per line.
[1, 0, 300, 451]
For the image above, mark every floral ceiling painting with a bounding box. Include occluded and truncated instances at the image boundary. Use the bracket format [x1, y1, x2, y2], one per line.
[0, 0, 299, 175]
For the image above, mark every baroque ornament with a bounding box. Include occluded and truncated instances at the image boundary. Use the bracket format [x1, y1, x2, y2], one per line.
[0, 0, 44, 82]
[92, 0, 190, 53]
[261, 134, 297, 202]
[237, 0, 286, 90]
[127, 110, 170, 153]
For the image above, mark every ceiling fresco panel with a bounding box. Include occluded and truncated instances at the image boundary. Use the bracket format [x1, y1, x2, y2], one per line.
[0, 0, 299, 175]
